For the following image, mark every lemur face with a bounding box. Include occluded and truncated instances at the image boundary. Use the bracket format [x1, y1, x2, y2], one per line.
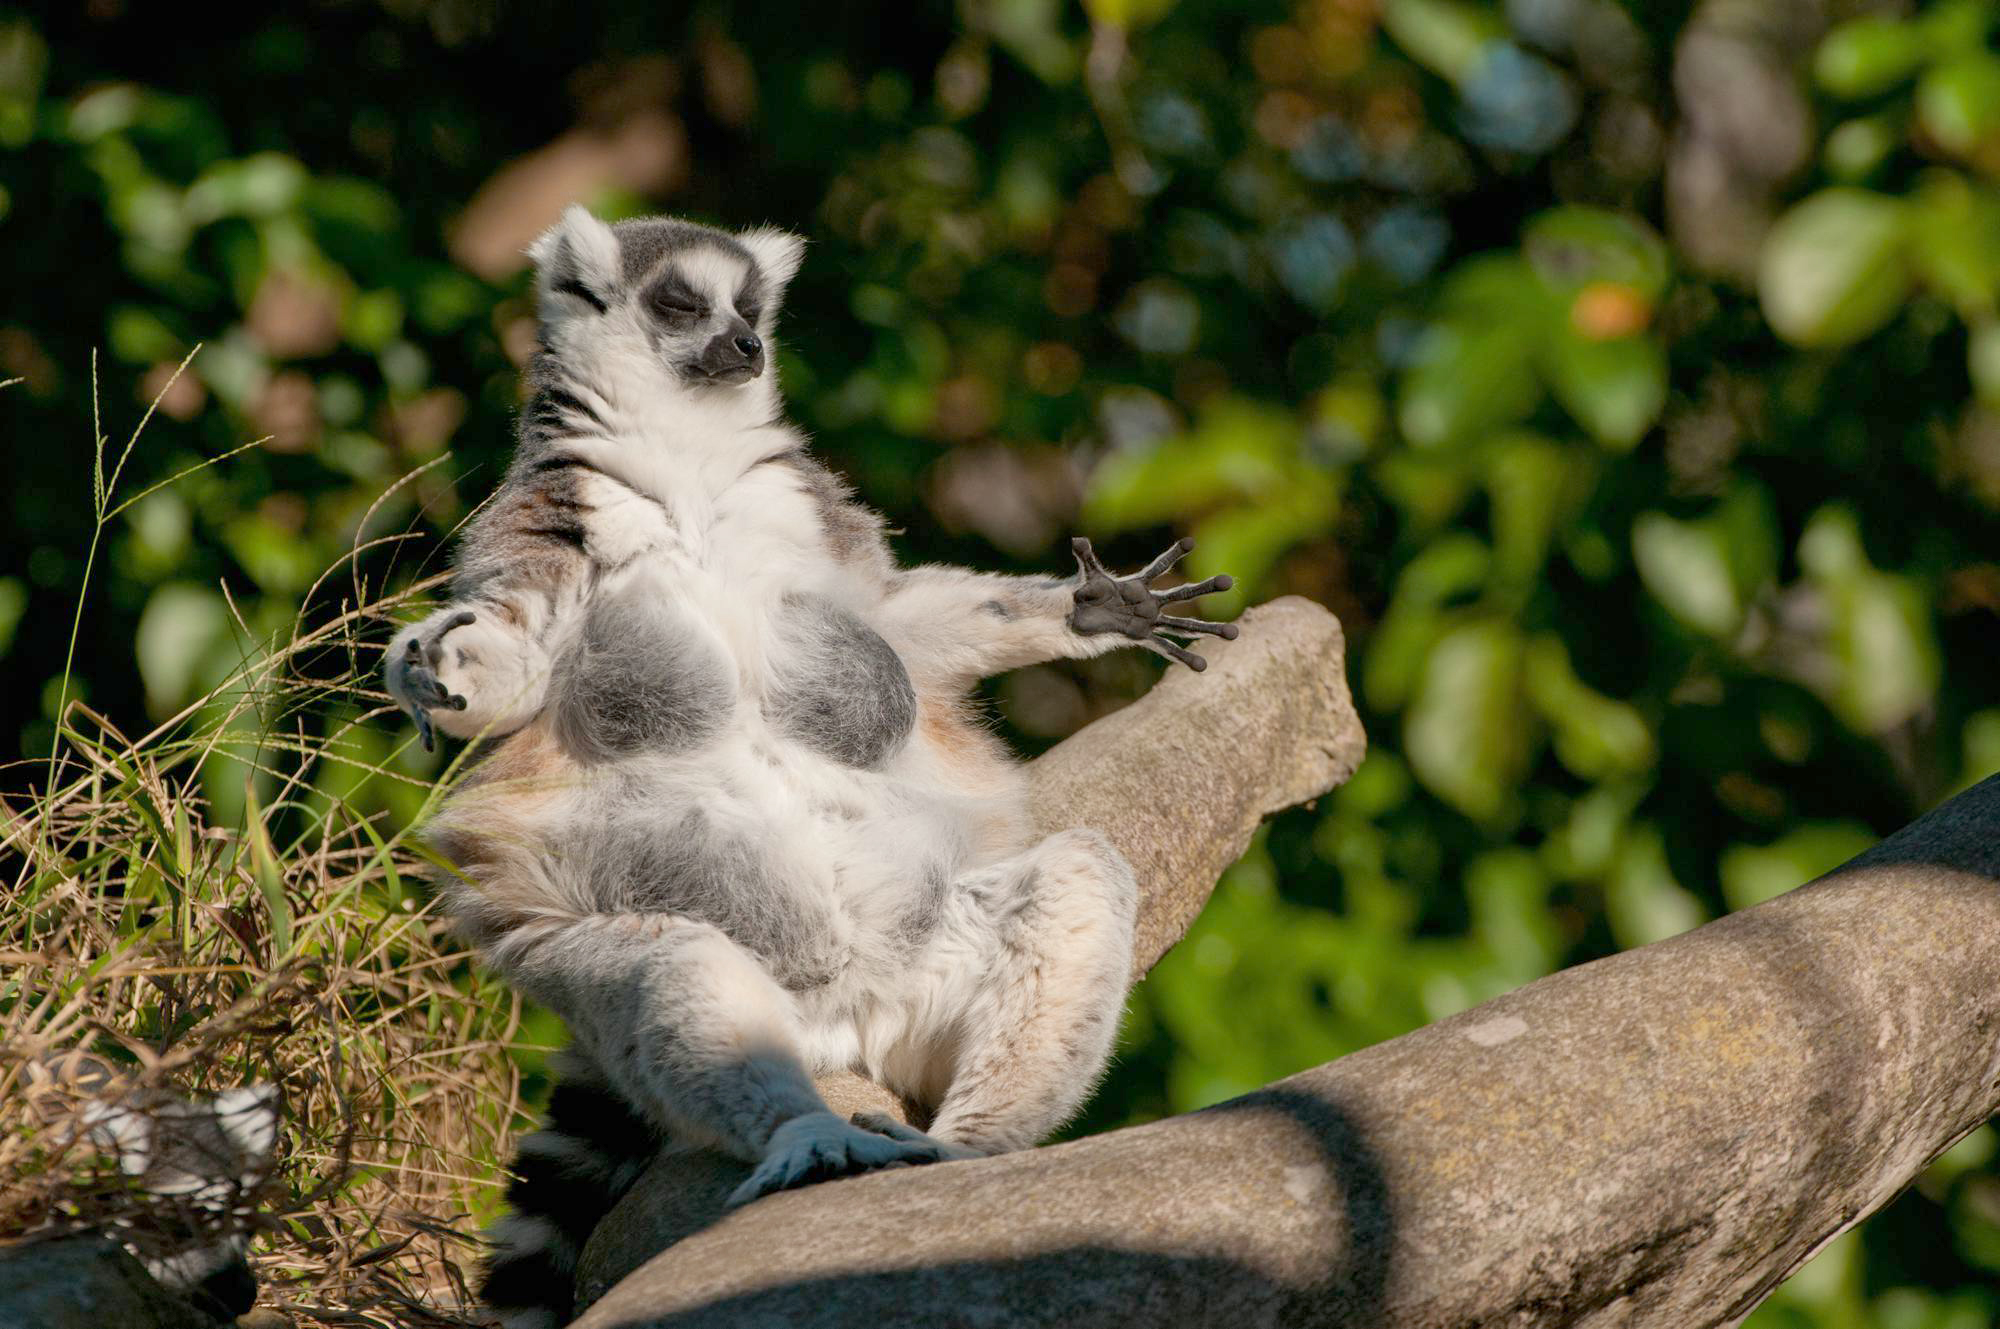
[526, 206, 805, 400]
[619, 219, 769, 386]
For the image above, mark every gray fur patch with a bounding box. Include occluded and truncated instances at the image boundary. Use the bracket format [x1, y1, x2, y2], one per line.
[550, 590, 732, 764]
[899, 861, 952, 946]
[767, 594, 916, 769]
[607, 813, 844, 992]
[611, 218, 754, 287]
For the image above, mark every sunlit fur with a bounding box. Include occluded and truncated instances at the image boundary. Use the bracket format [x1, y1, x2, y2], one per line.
[386, 207, 1157, 1325]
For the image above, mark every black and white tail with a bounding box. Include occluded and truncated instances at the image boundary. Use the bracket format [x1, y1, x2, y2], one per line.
[481, 1058, 659, 1329]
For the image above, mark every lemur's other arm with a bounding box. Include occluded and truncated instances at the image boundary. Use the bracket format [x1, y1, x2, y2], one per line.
[874, 537, 1236, 692]
[385, 466, 598, 748]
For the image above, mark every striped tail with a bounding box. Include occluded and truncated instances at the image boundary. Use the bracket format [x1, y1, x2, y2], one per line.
[480, 1058, 660, 1329]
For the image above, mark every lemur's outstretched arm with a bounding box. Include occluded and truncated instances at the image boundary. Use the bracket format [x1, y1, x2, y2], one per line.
[385, 472, 600, 748]
[873, 536, 1236, 691]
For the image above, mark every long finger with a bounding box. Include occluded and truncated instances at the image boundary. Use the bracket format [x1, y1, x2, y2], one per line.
[426, 610, 479, 666]
[1156, 574, 1234, 604]
[1070, 536, 1113, 580]
[1143, 637, 1208, 671]
[1134, 536, 1195, 583]
[1158, 614, 1239, 639]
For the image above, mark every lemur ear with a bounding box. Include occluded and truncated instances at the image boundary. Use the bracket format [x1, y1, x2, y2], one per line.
[528, 205, 622, 316]
[739, 226, 807, 296]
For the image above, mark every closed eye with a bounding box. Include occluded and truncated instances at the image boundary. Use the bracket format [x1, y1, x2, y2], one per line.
[647, 280, 708, 320]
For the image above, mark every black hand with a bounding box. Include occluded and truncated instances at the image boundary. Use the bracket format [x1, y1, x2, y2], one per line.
[396, 611, 474, 750]
[1068, 537, 1238, 671]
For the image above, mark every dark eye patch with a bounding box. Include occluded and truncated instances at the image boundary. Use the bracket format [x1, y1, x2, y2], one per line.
[552, 278, 608, 315]
[735, 282, 765, 325]
[646, 276, 708, 322]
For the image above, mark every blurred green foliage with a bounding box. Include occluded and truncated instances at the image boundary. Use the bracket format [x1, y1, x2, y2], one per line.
[9, 0, 2000, 1320]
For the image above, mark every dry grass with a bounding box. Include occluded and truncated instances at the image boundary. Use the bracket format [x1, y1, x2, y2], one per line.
[0, 362, 531, 1326]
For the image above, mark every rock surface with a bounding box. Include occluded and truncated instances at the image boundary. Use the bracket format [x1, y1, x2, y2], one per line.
[0, 1238, 217, 1329]
[572, 597, 1364, 1312]
[570, 755, 2000, 1321]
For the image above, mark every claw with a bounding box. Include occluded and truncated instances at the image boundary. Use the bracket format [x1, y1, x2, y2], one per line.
[415, 708, 435, 754]
[1159, 614, 1238, 640]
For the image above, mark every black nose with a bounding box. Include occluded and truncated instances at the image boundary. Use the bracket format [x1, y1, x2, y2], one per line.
[734, 333, 762, 357]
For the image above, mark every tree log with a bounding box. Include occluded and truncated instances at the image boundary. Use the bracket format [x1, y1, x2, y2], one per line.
[571, 596, 1366, 1311]
[574, 750, 2000, 1324]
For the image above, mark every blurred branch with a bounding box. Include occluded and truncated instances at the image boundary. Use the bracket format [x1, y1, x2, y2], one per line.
[574, 722, 2000, 1326]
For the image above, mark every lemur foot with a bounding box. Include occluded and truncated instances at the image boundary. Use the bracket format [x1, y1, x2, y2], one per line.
[1069, 536, 1238, 670]
[390, 611, 476, 751]
[726, 1109, 960, 1208]
[849, 1110, 983, 1162]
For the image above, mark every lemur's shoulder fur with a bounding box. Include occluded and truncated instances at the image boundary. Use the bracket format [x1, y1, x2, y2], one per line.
[384, 206, 1238, 1329]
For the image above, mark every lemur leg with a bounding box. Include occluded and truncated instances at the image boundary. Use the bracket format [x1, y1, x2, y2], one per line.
[491, 912, 958, 1208]
[921, 828, 1139, 1154]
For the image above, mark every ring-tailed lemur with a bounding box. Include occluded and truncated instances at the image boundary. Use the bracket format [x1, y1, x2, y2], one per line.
[385, 206, 1237, 1328]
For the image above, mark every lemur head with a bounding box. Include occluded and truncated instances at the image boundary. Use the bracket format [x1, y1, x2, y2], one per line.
[526, 206, 805, 419]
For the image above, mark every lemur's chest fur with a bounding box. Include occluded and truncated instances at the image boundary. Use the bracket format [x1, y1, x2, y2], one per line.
[549, 443, 916, 773]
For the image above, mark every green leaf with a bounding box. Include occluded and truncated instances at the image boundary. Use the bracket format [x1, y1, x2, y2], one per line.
[1524, 635, 1655, 781]
[1485, 432, 1579, 590]
[183, 151, 307, 223]
[242, 784, 292, 956]
[1758, 188, 1912, 348]
[1632, 513, 1741, 637]
[1404, 616, 1530, 824]
[1522, 207, 1670, 303]
[1605, 827, 1707, 949]
[134, 583, 228, 716]
[1910, 173, 2000, 316]
[1080, 0, 1175, 28]
[1464, 849, 1561, 982]
[1380, 0, 1505, 85]
[1434, 253, 1549, 319]
[1720, 823, 1877, 912]
[0, 576, 24, 657]
[1542, 330, 1667, 451]
[1823, 113, 1905, 183]
[1631, 486, 1777, 639]
[1798, 506, 1942, 735]
[344, 288, 404, 351]
[1398, 322, 1543, 449]
[1917, 53, 2000, 159]
[1815, 18, 1930, 99]
[1970, 320, 2000, 406]
[1920, 0, 2000, 56]
[1187, 486, 1338, 603]
[1082, 397, 1301, 531]
[1363, 534, 1491, 711]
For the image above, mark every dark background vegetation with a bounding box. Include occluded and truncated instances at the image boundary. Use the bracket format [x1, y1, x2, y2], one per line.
[7, 0, 2000, 1320]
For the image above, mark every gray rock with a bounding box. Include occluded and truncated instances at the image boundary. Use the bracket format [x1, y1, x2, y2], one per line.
[571, 597, 1364, 1313]
[0, 1238, 217, 1329]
